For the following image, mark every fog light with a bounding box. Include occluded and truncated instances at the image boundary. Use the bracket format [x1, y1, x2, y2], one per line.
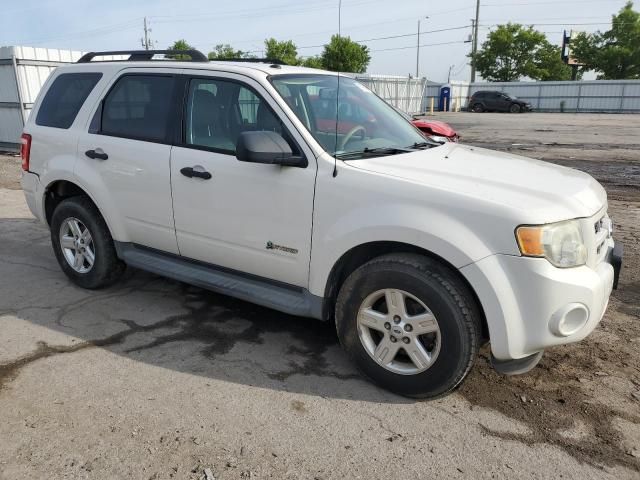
[549, 303, 589, 337]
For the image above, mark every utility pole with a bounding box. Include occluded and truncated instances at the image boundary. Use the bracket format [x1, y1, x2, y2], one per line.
[141, 17, 152, 50]
[470, 0, 480, 82]
[416, 16, 428, 78]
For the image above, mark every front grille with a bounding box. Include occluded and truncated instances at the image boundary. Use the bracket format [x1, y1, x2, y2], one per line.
[592, 214, 610, 265]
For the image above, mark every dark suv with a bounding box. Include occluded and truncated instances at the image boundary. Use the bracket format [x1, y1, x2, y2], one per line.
[468, 91, 533, 113]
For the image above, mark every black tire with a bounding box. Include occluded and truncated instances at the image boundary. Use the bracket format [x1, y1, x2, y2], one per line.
[50, 196, 125, 289]
[335, 253, 481, 399]
[471, 103, 484, 113]
[510, 103, 521, 113]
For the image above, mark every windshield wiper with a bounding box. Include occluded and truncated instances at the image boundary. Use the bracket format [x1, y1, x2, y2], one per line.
[335, 146, 413, 160]
[408, 141, 439, 149]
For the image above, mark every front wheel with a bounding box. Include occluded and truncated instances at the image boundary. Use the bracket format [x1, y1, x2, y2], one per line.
[335, 253, 482, 398]
[509, 103, 522, 113]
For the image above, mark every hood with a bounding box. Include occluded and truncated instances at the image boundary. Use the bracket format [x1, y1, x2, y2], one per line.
[346, 143, 606, 223]
[412, 119, 457, 137]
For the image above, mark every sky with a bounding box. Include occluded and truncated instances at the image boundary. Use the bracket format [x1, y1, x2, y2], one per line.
[0, 0, 630, 82]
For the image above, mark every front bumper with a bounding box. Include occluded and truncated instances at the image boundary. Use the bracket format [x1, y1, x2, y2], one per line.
[461, 244, 617, 362]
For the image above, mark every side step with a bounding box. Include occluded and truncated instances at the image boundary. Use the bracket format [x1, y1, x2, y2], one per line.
[115, 242, 323, 319]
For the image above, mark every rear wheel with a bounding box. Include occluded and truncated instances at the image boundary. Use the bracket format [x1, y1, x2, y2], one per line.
[50, 196, 125, 289]
[471, 103, 484, 113]
[335, 253, 482, 398]
[510, 103, 522, 113]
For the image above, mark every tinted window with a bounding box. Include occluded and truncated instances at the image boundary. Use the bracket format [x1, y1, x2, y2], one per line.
[101, 75, 174, 142]
[36, 73, 102, 129]
[185, 78, 296, 154]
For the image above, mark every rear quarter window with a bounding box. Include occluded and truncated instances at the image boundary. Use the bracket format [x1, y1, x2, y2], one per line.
[36, 72, 102, 129]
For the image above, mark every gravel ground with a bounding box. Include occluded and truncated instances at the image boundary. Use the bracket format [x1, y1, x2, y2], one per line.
[0, 113, 639, 479]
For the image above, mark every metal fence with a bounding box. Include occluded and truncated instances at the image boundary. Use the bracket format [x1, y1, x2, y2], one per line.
[450, 80, 640, 113]
[355, 75, 640, 114]
[354, 74, 433, 114]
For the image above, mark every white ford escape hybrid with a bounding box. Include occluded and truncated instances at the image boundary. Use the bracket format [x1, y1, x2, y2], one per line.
[21, 50, 623, 398]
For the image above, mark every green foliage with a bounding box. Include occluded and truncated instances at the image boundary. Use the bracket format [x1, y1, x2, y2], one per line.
[207, 44, 253, 60]
[571, 1, 640, 79]
[300, 56, 324, 69]
[532, 43, 577, 81]
[471, 23, 573, 81]
[264, 38, 299, 65]
[321, 35, 370, 73]
[166, 39, 196, 60]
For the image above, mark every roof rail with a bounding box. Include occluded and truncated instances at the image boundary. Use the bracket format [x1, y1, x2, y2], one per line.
[209, 58, 287, 65]
[77, 50, 208, 63]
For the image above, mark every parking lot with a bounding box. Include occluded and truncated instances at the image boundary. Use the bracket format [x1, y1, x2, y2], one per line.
[0, 112, 639, 479]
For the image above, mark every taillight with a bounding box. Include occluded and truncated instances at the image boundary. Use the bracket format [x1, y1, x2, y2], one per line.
[20, 133, 31, 171]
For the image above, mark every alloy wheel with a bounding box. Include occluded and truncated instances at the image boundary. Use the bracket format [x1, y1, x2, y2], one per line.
[357, 288, 441, 375]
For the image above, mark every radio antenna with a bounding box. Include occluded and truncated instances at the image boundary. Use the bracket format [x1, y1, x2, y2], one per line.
[332, 0, 342, 178]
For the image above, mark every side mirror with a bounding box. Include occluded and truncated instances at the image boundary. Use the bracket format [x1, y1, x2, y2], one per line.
[236, 131, 307, 168]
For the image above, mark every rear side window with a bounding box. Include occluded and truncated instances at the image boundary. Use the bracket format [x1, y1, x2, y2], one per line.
[101, 75, 174, 142]
[36, 73, 102, 129]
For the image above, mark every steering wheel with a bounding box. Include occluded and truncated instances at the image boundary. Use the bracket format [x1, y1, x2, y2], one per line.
[338, 125, 366, 151]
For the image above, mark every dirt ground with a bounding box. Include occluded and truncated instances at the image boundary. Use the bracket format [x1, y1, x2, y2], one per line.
[0, 113, 638, 479]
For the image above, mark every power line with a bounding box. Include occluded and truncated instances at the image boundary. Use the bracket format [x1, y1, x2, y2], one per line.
[370, 40, 467, 53]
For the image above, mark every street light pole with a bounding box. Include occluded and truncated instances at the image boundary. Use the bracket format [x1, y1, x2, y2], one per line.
[416, 19, 421, 78]
[416, 16, 428, 78]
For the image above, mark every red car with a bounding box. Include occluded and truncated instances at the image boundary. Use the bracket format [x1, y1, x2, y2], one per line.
[411, 118, 459, 143]
[393, 107, 459, 143]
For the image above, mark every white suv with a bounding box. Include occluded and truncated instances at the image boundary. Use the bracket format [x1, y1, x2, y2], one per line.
[20, 50, 622, 398]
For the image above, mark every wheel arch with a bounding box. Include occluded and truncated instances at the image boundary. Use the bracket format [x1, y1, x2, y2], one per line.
[321, 240, 489, 342]
[43, 180, 120, 242]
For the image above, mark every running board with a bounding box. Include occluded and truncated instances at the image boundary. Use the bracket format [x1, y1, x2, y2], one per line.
[114, 242, 323, 319]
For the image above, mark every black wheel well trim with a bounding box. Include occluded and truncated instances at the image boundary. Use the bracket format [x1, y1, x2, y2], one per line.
[321, 241, 489, 341]
[44, 180, 101, 227]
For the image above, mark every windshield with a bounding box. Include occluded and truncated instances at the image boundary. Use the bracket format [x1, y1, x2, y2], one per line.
[271, 74, 428, 157]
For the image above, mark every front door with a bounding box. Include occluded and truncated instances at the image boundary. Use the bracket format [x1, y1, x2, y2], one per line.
[169, 74, 317, 287]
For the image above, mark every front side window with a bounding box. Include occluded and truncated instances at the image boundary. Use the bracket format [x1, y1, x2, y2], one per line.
[36, 72, 102, 129]
[271, 74, 427, 156]
[184, 78, 297, 154]
[101, 75, 174, 142]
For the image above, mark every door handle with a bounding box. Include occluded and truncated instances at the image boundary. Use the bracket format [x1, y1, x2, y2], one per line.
[180, 166, 212, 180]
[85, 148, 108, 160]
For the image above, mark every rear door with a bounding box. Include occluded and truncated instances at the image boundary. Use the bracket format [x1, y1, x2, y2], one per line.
[169, 72, 317, 287]
[77, 70, 180, 254]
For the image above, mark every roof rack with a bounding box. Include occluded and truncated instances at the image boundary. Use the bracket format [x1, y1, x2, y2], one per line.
[209, 58, 286, 65]
[77, 49, 208, 63]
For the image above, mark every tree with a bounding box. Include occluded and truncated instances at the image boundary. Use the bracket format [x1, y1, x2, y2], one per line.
[531, 43, 577, 81]
[167, 39, 196, 60]
[208, 44, 253, 60]
[264, 38, 299, 65]
[571, 2, 640, 79]
[321, 35, 370, 73]
[471, 24, 573, 81]
[300, 56, 324, 69]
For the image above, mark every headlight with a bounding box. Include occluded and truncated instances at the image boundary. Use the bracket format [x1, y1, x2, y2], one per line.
[515, 220, 587, 268]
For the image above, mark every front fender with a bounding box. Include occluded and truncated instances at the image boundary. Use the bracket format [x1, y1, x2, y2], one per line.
[308, 203, 495, 297]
